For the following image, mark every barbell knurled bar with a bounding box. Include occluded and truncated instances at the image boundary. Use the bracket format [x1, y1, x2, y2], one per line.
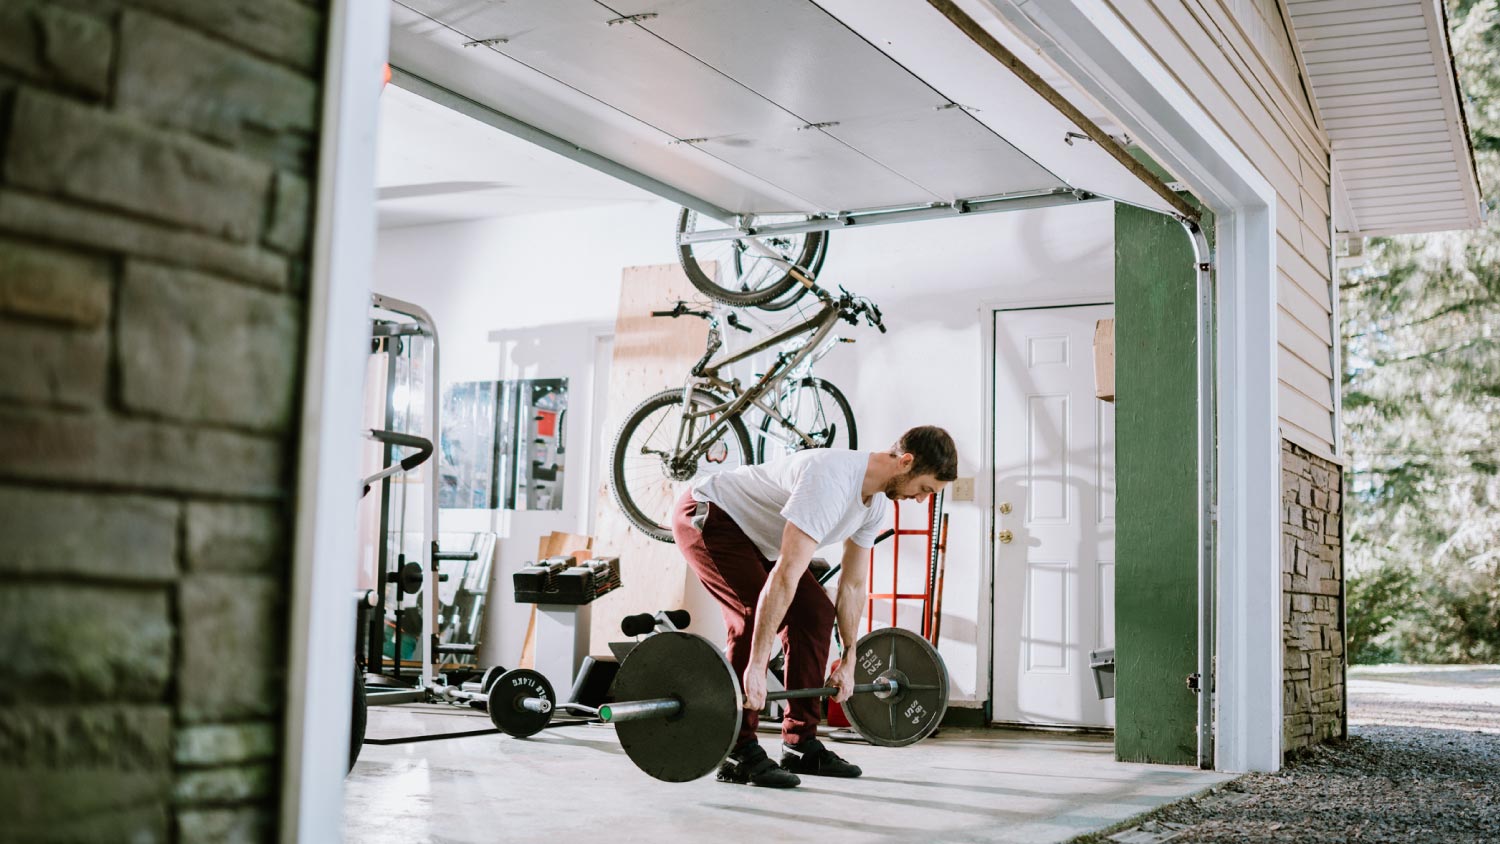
[596, 677, 919, 723]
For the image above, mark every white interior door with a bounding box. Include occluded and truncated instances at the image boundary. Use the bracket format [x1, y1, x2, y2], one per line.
[991, 304, 1115, 728]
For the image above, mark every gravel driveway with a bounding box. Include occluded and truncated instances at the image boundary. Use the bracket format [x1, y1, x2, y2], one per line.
[1067, 665, 1500, 843]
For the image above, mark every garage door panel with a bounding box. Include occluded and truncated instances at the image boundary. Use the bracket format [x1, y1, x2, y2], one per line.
[408, 0, 800, 141]
[824, 106, 1061, 200]
[697, 123, 938, 210]
[613, 0, 947, 123]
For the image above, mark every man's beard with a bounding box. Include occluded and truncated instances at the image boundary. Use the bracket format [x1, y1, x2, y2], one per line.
[882, 472, 910, 500]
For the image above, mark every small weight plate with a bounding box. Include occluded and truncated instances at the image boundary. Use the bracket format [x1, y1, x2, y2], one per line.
[611, 632, 741, 782]
[842, 627, 948, 747]
[487, 669, 555, 738]
[479, 665, 507, 695]
[399, 561, 423, 595]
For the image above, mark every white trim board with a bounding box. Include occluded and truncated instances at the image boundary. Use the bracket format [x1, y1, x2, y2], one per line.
[985, 0, 1285, 772]
[279, 1, 389, 840]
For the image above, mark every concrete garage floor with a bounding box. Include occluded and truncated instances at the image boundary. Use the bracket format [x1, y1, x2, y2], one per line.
[345, 706, 1230, 843]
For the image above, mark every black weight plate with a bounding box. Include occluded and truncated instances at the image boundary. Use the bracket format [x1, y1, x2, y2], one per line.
[399, 561, 423, 594]
[480, 665, 507, 695]
[843, 627, 948, 747]
[611, 632, 741, 782]
[487, 669, 555, 737]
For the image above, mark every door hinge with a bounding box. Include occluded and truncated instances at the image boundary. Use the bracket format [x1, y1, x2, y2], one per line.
[1186, 673, 1202, 693]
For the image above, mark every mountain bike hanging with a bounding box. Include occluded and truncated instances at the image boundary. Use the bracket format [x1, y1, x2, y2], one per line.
[608, 212, 884, 542]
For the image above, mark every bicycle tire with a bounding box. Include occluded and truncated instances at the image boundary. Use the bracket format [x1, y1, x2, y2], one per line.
[676, 208, 825, 308]
[756, 232, 829, 312]
[611, 389, 753, 543]
[756, 377, 857, 463]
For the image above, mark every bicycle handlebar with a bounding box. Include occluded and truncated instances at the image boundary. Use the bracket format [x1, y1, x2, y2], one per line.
[835, 290, 887, 334]
[651, 301, 713, 321]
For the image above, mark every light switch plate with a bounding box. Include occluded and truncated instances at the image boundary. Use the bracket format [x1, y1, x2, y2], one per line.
[951, 477, 975, 501]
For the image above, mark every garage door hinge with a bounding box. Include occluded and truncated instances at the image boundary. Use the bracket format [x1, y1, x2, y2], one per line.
[1186, 673, 1202, 693]
[608, 13, 658, 25]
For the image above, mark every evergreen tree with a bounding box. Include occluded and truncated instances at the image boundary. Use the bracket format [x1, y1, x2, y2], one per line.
[1342, 0, 1500, 662]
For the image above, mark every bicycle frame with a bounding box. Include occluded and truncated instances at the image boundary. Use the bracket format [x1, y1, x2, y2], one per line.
[671, 300, 843, 464]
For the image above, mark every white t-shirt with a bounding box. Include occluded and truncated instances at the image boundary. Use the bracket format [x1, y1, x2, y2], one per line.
[691, 449, 891, 560]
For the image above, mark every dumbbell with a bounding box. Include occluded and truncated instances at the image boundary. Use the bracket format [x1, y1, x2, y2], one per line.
[488, 626, 949, 782]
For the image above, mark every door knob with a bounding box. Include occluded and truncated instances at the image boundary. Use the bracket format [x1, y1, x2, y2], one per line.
[998, 502, 1012, 515]
[998, 530, 1014, 544]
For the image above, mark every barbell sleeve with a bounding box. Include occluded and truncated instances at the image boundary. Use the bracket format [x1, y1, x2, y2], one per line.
[520, 697, 553, 715]
[598, 698, 682, 723]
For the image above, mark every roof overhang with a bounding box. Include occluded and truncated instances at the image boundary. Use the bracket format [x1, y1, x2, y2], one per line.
[1288, 0, 1485, 237]
[387, 0, 1191, 232]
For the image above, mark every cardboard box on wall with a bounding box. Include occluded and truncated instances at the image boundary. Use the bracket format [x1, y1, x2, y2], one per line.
[1094, 318, 1115, 402]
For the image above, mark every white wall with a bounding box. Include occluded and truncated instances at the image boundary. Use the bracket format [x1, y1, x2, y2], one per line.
[373, 197, 1115, 707]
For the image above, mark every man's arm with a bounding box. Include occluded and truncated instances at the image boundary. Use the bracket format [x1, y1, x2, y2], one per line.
[834, 539, 870, 660]
[741, 521, 819, 710]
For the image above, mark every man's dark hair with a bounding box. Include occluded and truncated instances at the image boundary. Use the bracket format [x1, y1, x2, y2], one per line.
[892, 426, 958, 482]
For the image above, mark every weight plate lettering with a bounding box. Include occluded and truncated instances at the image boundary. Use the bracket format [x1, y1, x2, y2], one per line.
[487, 668, 554, 738]
[611, 632, 741, 782]
[841, 627, 948, 747]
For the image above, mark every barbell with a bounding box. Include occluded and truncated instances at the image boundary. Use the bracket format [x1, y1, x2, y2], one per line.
[481, 626, 948, 782]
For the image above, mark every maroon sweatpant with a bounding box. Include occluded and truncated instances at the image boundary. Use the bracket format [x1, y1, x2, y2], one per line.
[671, 490, 834, 747]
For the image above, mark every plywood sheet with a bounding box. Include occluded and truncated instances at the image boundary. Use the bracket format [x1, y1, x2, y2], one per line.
[588, 263, 713, 653]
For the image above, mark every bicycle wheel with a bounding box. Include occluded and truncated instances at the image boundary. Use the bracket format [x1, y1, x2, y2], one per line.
[676, 208, 826, 308]
[756, 377, 857, 463]
[756, 231, 830, 312]
[611, 389, 753, 543]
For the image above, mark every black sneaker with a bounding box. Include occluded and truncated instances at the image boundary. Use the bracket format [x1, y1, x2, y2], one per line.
[780, 737, 862, 778]
[717, 741, 801, 788]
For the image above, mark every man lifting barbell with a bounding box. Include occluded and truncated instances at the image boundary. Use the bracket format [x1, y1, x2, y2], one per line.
[672, 425, 958, 788]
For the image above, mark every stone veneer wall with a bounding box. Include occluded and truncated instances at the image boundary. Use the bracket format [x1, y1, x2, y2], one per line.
[1281, 439, 1347, 755]
[0, 2, 325, 841]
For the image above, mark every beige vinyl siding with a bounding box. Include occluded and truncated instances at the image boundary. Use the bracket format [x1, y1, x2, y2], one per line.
[1232, 0, 1306, 95]
[1107, 0, 1338, 455]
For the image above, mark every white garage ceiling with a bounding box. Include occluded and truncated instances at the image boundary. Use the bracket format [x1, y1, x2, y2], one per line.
[388, 0, 1184, 226]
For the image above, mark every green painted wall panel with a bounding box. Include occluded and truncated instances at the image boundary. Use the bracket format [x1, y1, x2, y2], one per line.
[1113, 203, 1199, 764]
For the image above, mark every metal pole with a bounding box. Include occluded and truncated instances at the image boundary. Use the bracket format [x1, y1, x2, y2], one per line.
[676, 189, 1100, 244]
[1180, 219, 1218, 770]
[372, 334, 398, 677]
